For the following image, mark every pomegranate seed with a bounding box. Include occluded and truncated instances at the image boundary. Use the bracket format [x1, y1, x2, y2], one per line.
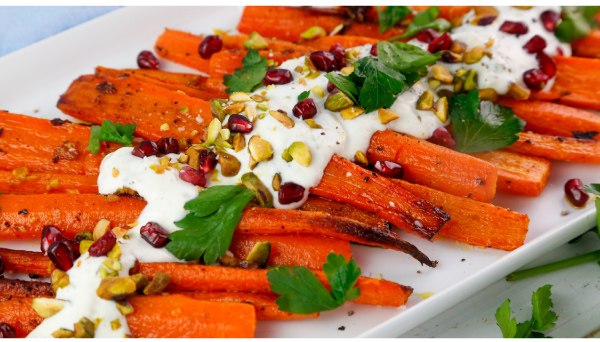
[0, 255, 4, 275]
[140, 222, 171, 248]
[536, 52, 556, 78]
[179, 166, 207, 187]
[556, 47, 564, 56]
[428, 32, 452, 54]
[309, 51, 337, 72]
[292, 98, 318, 120]
[198, 35, 223, 59]
[370, 44, 378, 56]
[263, 69, 293, 86]
[41, 225, 67, 255]
[278, 182, 306, 205]
[374, 161, 404, 179]
[327, 80, 338, 92]
[540, 10, 558, 32]
[499, 21, 528, 36]
[48, 241, 75, 271]
[228, 114, 253, 134]
[523, 35, 547, 54]
[137, 50, 160, 70]
[523, 69, 550, 90]
[329, 43, 346, 70]
[157, 137, 180, 154]
[564, 178, 589, 207]
[198, 150, 218, 174]
[0, 323, 15, 338]
[132, 140, 159, 158]
[428, 127, 456, 149]
[88, 231, 117, 257]
[416, 28, 440, 43]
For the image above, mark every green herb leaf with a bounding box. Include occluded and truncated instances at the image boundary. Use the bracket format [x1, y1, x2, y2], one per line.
[267, 253, 361, 314]
[355, 57, 406, 113]
[495, 299, 518, 338]
[88, 119, 137, 155]
[450, 90, 525, 153]
[223, 49, 268, 94]
[324, 72, 360, 104]
[378, 42, 441, 74]
[555, 6, 600, 43]
[393, 6, 451, 40]
[515, 320, 534, 339]
[167, 185, 255, 264]
[297, 90, 310, 101]
[531, 285, 557, 331]
[584, 183, 600, 195]
[495, 285, 557, 338]
[377, 6, 412, 33]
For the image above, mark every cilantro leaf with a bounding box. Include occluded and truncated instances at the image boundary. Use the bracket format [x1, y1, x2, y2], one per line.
[555, 6, 600, 43]
[297, 90, 310, 101]
[377, 6, 412, 33]
[584, 183, 600, 196]
[394, 6, 451, 39]
[378, 42, 441, 74]
[515, 320, 534, 339]
[267, 253, 361, 314]
[355, 57, 406, 113]
[450, 90, 525, 153]
[496, 299, 518, 338]
[324, 72, 360, 103]
[167, 185, 255, 264]
[88, 119, 137, 155]
[223, 49, 268, 94]
[531, 285, 557, 331]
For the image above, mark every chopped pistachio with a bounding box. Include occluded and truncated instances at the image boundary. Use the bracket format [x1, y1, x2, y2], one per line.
[52, 328, 75, 338]
[143, 272, 172, 295]
[222, 103, 245, 115]
[464, 46, 484, 64]
[248, 136, 273, 163]
[246, 241, 272, 267]
[453, 76, 464, 93]
[116, 300, 134, 315]
[100, 267, 118, 279]
[107, 243, 122, 260]
[111, 319, 122, 331]
[282, 148, 293, 162]
[483, 50, 493, 59]
[179, 106, 189, 114]
[305, 119, 323, 129]
[248, 154, 258, 170]
[450, 40, 467, 54]
[32, 298, 66, 318]
[295, 65, 304, 73]
[258, 113, 266, 120]
[354, 150, 369, 167]
[307, 71, 321, 79]
[210, 99, 228, 122]
[102, 257, 122, 271]
[340, 66, 354, 75]
[214, 136, 233, 149]
[220, 128, 231, 141]
[243, 31, 269, 50]
[128, 273, 149, 292]
[378, 108, 400, 124]
[432, 65, 453, 84]
[213, 28, 230, 36]
[345, 49, 360, 60]
[203, 118, 222, 147]
[250, 94, 269, 102]
[266, 59, 275, 67]
[51, 269, 69, 293]
[185, 146, 200, 169]
[96, 276, 137, 301]
[507, 82, 531, 100]
[177, 153, 189, 164]
[230, 92, 252, 103]
[269, 110, 295, 128]
[80, 240, 94, 255]
[486, 38, 495, 49]
[330, 23, 345, 36]
[451, 17, 463, 28]
[112, 227, 128, 239]
[74, 231, 93, 242]
[217, 152, 241, 177]
[288, 142, 312, 167]
[93, 218, 111, 241]
[456, 68, 468, 77]
[241, 172, 274, 208]
[266, 84, 276, 91]
[244, 104, 258, 122]
[428, 78, 442, 90]
[325, 91, 353, 112]
[416, 90, 435, 111]
[340, 106, 365, 120]
[463, 70, 478, 92]
[256, 103, 269, 112]
[232, 133, 246, 152]
[479, 88, 499, 102]
[433, 97, 449, 123]
[160, 123, 170, 131]
[304, 56, 317, 71]
[74, 317, 95, 338]
[300, 26, 326, 40]
[474, 6, 499, 15]
[311, 85, 325, 98]
[272, 173, 282, 191]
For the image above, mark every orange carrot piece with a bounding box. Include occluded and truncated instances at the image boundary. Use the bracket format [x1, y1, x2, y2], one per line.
[300, 196, 390, 231]
[0, 278, 53, 300]
[505, 132, 600, 164]
[410, 6, 472, 21]
[0, 170, 97, 194]
[367, 130, 498, 202]
[497, 98, 600, 140]
[205, 77, 228, 96]
[154, 29, 211, 74]
[0, 298, 43, 337]
[57, 75, 212, 142]
[391, 179, 529, 251]
[137, 263, 413, 307]
[301, 35, 379, 50]
[179, 292, 318, 321]
[572, 29, 600, 58]
[127, 294, 256, 338]
[0, 248, 52, 277]
[470, 150, 551, 197]
[229, 233, 351, 270]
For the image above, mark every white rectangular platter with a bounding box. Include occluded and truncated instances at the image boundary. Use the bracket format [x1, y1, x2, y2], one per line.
[0, 6, 598, 338]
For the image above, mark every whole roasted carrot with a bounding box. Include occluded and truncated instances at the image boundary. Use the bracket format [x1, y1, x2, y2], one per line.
[57, 75, 213, 143]
[0, 278, 53, 300]
[497, 98, 600, 140]
[505, 132, 600, 164]
[0, 297, 43, 337]
[0, 169, 98, 194]
[127, 294, 256, 338]
[470, 150, 551, 197]
[367, 130, 498, 202]
[572, 29, 600, 58]
[0, 248, 53, 277]
[300, 196, 390, 231]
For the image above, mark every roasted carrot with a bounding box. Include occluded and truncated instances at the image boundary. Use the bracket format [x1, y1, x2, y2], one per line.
[300, 196, 390, 231]
[179, 292, 318, 321]
[0, 170, 98, 194]
[497, 98, 600, 140]
[390, 179, 529, 251]
[367, 130, 498, 202]
[0, 278, 53, 300]
[209, 48, 310, 78]
[0, 297, 43, 337]
[301, 35, 379, 50]
[206, 77, 228, 96]
[410, 6, 472, 21]
[229, 233, 352, 270]
[0, 248, 53, 277]
[154, 29, 212, 74]
[470, 150, 551, 197]
[505, 132, 600, 164]
[137, 263, 413, 307]
[57, 75, 212, 143]
[127, 294, 256, 338]
[572, 29, 600, 58]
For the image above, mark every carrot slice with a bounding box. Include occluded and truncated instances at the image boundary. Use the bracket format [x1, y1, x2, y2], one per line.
[497, 98, 600, 140]
[300, 196, 390, 231]
[57, 75, 212, 143]
[391, 179, 529, 251]
[572, 29, 600, 58]
[505, 132, 600, 164]
[127, 294, 256, 338]
[154, 29, 211, 74]
[0, 278, 53, 300]
[0, 170, 98, 194]
[367, 130, 498, 202]
[470, 150, 551, 197]
[137, 263, 413, 307]
[0, 248, 53, 277]
[301, 35, 379, 50]
[0, 298, 43, 337]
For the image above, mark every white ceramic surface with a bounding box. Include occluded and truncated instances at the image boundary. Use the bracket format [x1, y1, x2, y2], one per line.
[0, 6, 598, 338]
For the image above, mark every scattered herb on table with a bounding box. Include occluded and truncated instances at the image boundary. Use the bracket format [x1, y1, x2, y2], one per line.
[223, 49, 268, 94]
[88, 119, 136, 155]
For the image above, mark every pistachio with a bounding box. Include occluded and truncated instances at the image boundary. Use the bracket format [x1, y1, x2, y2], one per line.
[93, 218, 111, 241]
[80, 240, 94, 255]
[241, 172, 274, 208]
[307, 71, 321, 80]
[179, 106, 189, 114]
[102, 257, 122, 271]
[450, 40, 467, 54]
[472, 7, 498, 26]
[453, 76, 464, 93]
[300, 26, 326, 40]
[288, 142, 312, 167]
[479, 88, 499, 102]
[143, 272, 172, 295]
[295, 65, 304, 73]
[464, 46, 484, 64]
[354, 150, 369, 167]
[451, 17, 463, 28]
[51, 269, 69, 293]
[345, 49, 360, 60]
[248, 136, 273, 163]
[304, 56, 317, 71]
[111, 319, 122, 331]
[433, 97, 449, 123]
[129, 273, 149, 292]
[185, 146, 200, 169]
[432, 65, 453, 84]
[324, 90, 353, 112]
[311, 85, 325, 98]
[428, 78, 442, 90]
[256, 103, 269, 112]
[305, 119, 323, 129]
[210, 99, 228, 122]
[340, 66, 354, 75]
[74, 317, 95, 338]
[250, 94, 269, 102]
[160, 123, 169, 131]
[52, 328, 75, 338]
[100, 267, 118, 279]
[217, 152, 241, 177]
[112, 227, 128, 239]
[32, 298, 66, 318]
[248, 155, 258, 170]
[483, 50, 493, 59]
[232, 133, 246, 152]
[463, 70, 478, 92]
[177, 153, 189, 164]
[281, 148, 293, 162]
[456, 68, 468, 77]
[244, 104, 258, 122]
[203, 118, 222, 147]
[107, 243, 122, 260]
[416, 90, 435, 111]
[330, 23, 345, 36]
[116, 300, 134, 315]
[340, 106, 365, 120]
[246, 241, 272, 267]
[222, 103, 245, 115]
[230, 92, 252, 103]
[272, 173, 282, 191]
[74, 231, 93, 242]
[243, 31, 269, 50]
[96, 276, 137, 301]
[486, 38, 495, 49]
[474, 6, 499, 15]
[378, 108, 400, 124]
[214, 135, 233, 149]
[220, 128, 231, 141]
[269, 110, 295, 128]
[441, 50, 463, 63]
[507, 82, 531, 100]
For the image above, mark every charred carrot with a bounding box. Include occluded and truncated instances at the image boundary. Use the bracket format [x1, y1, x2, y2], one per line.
[0, 248, 53, 277]
[300, 196, 390, 231]
[470, 150, 551, 197]
[505, 132, 600, 164]
[0, 169, 98, 194]
[229, 233, 351, 270]
[301, 35, 379, 50]
[497, 98, 600, 140]
[57, 75, 212, 143]
[137, 263, 413, 307]
[0, 278, 53, 300]
[367, 130, 498, 202]
[391, 179, 529, 251]
[572, 29, 600, 58]
[179, 292, 318, 321]
[0, 297, 43, 337]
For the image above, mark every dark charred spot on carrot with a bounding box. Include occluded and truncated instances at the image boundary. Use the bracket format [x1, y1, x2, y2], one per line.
[18, 209, 28, 215]
[97, 81, 116, 94]
[50, 118, 69, 126]
[476, 178, 486, 185]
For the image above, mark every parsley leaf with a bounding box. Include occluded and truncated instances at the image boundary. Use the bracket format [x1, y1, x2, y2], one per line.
[354, 56, 406, 113]
[324, 72, 360, 103]
[393, 6, 451, 40]
[377, 6, 412, 33]
[495, 285, 557, 338]
[223, 49, 268, 95]
[297, 90, 310, 101]
[88, 119, 136, 155]
[167, 185, 255, 264]
[495, 299, 518, 338]
[555, 6, 600, 43]
[450, 90, 525, 153]
[531, 285, 558, 331]
[378, 42, 441, 74]
[267, 253, 361, 314]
